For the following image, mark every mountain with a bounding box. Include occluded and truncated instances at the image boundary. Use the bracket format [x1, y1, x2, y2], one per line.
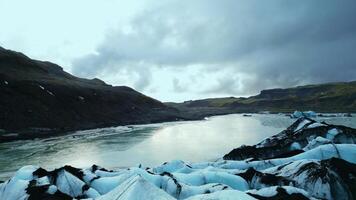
[0, 47, 182, 141]
[168, 81, 356, 118]
[1, 46, 355, 141]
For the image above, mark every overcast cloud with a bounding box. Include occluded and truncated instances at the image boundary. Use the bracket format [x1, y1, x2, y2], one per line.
[1, 0, 356, 102]
[71, 0, 356, 101]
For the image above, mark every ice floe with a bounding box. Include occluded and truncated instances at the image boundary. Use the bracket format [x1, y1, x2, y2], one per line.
[291, 111, 317, 118]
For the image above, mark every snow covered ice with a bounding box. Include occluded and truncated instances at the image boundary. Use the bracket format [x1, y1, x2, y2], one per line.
[291, 110, 317, 118]
[0, 117, 355, 200]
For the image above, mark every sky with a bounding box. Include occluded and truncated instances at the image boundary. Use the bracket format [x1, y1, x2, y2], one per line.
[1, 0, 356, 102]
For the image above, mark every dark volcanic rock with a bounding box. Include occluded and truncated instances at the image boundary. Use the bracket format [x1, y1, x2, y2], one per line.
[247, 187, 310, 200]
[0, 47, 183, 141]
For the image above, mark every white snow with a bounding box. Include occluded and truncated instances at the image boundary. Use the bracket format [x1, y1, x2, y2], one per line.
[304, 111, 317, 118]
[38, 85, 45, 90]
[36, 176, 50, 186]
[84, 187, 101, 198]
[303, 136, 331, 151]
[46, 90, 55, 96]
[14, 165, 38, 180]
[294, 119, 311, 132]
[247, 186, 277, 197]
[91, 173, 134, 194]
[290, 142, 302, 150]
[292, 111, 317, 118]
[292, 111, 303, 118]
[307, 122, 326, 129]
[174, 171, 248, 191]
[326, 128, 339, 140]
[154, 160, 188, 174]
[97, 175, 175, 200]
[55, 170, 86, 197]
[186, 190, 257, 200]
[247, 186, 311, 198]
[47, 185, 57, 194]
[286, 144, 356, 164]
[37, 85, 55, 96]
[0, 166, 38, 200]
[0, 179, 29, 200]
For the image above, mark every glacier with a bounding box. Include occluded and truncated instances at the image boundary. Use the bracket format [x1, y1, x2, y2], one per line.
[0, 117, 355, 200]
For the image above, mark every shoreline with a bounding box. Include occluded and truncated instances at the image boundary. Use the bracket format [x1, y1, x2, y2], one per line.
[1, 111, 354, 143]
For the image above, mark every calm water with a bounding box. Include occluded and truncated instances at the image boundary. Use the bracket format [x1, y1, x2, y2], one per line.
[1, 114, 355, 180]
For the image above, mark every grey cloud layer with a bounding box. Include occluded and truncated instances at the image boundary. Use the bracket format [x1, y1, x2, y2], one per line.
[72, 0, 356, 98]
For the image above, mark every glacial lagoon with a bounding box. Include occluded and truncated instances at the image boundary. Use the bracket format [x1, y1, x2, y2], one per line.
[1, 114, 355, 180]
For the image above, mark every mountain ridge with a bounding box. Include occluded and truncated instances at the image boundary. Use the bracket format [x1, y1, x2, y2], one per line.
[0, 46, 183, 141]
[167, 80, 356, 118]
[1, 46, 355, 141]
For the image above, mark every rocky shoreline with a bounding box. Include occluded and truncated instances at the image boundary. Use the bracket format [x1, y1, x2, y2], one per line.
[0, 117, 355, 200]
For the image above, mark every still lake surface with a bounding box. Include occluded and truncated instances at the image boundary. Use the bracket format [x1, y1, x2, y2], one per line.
[1, 114, 355, 180]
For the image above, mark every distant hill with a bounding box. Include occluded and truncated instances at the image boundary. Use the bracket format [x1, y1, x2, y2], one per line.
[0, 47, 182, 141]
[167, 81, 356, 118]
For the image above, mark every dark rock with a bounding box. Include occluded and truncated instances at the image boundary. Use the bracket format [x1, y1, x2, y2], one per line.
[26, 180, 73, 200]
[237, 168, 293, 188]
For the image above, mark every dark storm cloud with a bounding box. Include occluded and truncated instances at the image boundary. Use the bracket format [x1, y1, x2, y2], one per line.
[72, 0, 356, 97]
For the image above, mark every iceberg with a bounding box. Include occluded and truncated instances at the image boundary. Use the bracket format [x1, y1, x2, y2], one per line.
[291, 110, 317, 118]
[97, 175, 175, 200]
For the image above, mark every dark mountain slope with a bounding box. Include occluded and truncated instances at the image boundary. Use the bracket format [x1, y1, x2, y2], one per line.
[168, 81, 356, 118]
[0, 47, 182, 141]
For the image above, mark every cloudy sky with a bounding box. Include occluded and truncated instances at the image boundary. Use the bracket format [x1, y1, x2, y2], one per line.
[1, 0, 356, 102]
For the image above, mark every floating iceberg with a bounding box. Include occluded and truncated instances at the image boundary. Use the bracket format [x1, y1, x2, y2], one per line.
[291, 110, 317, 118]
